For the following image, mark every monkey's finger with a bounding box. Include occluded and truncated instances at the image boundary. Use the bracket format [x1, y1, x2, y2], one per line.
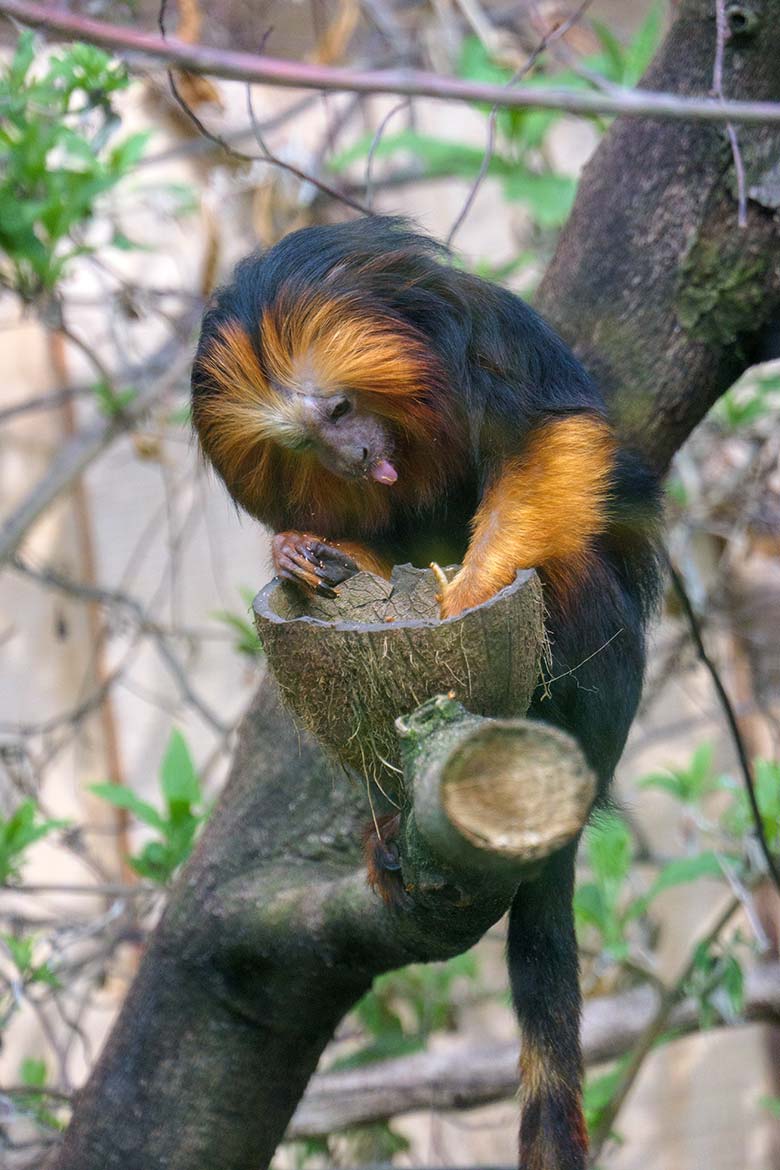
[275, 554, 322, 591]
[314, 582, 339, 599]
[307, 542, 360, 587]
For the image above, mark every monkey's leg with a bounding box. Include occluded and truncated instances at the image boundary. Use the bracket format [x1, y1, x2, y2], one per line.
[509, 841, 587, 1170]
[439, 415, 616, 618]
[272, 532, 391, 596]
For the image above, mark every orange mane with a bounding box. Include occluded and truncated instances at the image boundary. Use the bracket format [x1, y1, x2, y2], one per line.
[192, 291, 456, 535]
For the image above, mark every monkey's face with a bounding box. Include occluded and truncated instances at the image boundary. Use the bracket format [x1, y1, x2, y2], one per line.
[279, 387, 398, 485]
[192, 289, 453, 523]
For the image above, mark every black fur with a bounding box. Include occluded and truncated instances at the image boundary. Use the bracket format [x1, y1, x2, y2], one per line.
[192, 217, 663, 1169]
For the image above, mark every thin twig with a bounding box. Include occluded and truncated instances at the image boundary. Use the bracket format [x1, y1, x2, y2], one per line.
[1, 882, 156, 896]
[158, 0, 370, 214]
[245, 84, 370, 214]
[667, 557, 780, 896]
[9, 556, 231, 735]
[0, 306, 199, 564]
[446, 0, 595, 244]
[364, 98, 409, 210]
[713, 0, 747, 228]
[5, 0, 780, 126]
[587, 894, 741, 1162]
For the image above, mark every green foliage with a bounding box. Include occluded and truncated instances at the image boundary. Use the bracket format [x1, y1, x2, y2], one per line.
[759, 1095, 780, 1120]
[719, 757, 780, 855]
[0, 800, 67, 885]
[684, 937, 745, 1026]
[590, 3, 665, 87]
[575, 808, 736, 959]
[332, 9, 664, 244]
[583, 1060, 626, 1144]
[212, 587, 264, 659]
[640, 745, 780, 873]
[14, 1058, 66, 1130]
[91, 730, 208, 883]
[2, 933, 59, 988]
[339, 952, 479, 1067]
[714, 371, 780, 430]
[639, 742, 717, 805]
[0, 32, 148, 297]
[92, 380, 138, 418]
[574, 813, 635, 959]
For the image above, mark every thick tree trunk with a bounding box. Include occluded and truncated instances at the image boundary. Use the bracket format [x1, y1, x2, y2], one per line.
[46, 0, 780, 1166]
[536, 1, 780, 470]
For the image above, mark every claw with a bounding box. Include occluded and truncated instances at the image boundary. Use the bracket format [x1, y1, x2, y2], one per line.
[272, 531, 361, 594]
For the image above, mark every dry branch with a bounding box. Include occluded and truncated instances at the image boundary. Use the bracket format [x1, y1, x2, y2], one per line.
[0, 308, 199, 564]
[5, 0, 780, 127]
[290, 959, 780, 1137]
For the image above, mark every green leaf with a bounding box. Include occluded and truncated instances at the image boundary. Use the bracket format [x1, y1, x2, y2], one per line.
[586, 813, 634, 889]
[629, 852, 726, 919]
[130, 840, 178, 883]
[722, 954, 744, 1015]
[639, 743, 716, 804]
[624, 2, 665, 86]
[20, 1058, 47, 1088]
[759, 1095, 780, 1120]
[0, 801, 67, 884]
[574, 881, 609, 932]
[89, 784, 167, 832]
[161, 730, 200, 807]
[590, 20, 627, 82]
[212, 608, 264, 658]
[9, 30, 35, 89]
[109, 130, 150, 172]
[500, 169, 577, 227]
[457, 36, 512, 86]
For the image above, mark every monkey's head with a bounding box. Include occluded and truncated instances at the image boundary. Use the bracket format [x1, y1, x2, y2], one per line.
[191, 220, 461, 532]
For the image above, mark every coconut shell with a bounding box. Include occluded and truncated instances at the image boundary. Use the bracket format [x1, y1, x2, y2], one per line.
[253, 565, 545, 789]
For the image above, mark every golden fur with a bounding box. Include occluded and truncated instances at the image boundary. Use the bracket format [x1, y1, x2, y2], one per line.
[440, 415, 616, 616]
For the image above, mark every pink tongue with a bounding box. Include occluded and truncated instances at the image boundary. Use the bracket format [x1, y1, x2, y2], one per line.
[371, 459, 398, 485]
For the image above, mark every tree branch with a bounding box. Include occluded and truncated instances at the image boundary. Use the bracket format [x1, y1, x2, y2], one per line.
[0, 307, 200, 565]
[5, 0, 780, 127]
[289, 958, 780, 1137]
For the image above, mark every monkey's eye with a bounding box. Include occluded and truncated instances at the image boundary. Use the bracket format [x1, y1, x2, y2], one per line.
[328, 396, 352, 422]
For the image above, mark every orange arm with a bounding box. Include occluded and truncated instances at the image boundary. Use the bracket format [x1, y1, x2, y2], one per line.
[440, 415, 616, 617]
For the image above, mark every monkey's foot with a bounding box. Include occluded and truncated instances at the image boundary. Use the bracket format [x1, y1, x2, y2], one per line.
[363, 813, 411, 909]
[272, 531, 360, 598]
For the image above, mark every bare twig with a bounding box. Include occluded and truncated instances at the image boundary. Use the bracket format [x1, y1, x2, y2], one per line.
[0, 307, 199, 564]
[713, 0, 747, 227]
[9, 557, 231, 735]
[0, 386, 89, 424]
[5, 0, 780, 126]
[245, 85, 370, 213]
[587, 895, 742, 1161]
[668, 557, 780, 896]
[364, 98, 408, 209]
[447, 0, 595, 244]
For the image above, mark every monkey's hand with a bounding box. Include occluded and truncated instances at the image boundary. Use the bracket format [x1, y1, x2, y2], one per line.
[272, 531, 360, 598]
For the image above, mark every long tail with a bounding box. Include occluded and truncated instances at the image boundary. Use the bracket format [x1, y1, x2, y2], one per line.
[508, 841, 587, 1170]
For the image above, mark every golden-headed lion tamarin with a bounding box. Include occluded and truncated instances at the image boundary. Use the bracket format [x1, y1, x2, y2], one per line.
[191, 216, 661, 1170]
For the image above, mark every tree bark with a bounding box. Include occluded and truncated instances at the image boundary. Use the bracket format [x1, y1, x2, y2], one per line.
[46, 0, 780, 1167]
[536, 0, 780, 472]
